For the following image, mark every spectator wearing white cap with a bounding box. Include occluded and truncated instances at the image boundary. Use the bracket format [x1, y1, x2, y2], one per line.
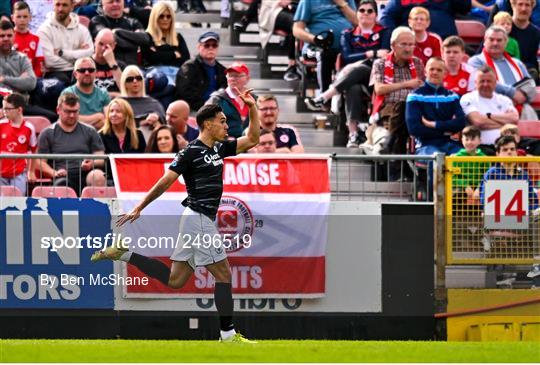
[206, 62, 254, 138]
[175, 31, 227, 111]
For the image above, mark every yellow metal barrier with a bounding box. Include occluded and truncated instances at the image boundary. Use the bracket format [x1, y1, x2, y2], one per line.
[446, 156, 540, 264]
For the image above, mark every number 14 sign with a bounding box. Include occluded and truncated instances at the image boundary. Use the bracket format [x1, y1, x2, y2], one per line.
[484, 180, 529, 230]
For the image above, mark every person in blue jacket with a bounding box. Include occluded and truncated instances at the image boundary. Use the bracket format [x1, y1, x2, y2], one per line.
[406, 57, 467, 199]
[406, 57, 467, 156]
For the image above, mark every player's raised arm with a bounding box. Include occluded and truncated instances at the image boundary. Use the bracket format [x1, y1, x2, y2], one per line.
[116, 169, 180, 226]
[235, 88, 260, 153]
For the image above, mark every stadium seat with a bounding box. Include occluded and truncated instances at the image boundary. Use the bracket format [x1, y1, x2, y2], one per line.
[31, 186, 77, 198]
[456, 20, 486, 47]
[25, 116, 50, 136]
[518, 120, 540, 138]
[81, 186, 117, 198]
[78, 15, 90, 28]
[0, 185, 24, 197]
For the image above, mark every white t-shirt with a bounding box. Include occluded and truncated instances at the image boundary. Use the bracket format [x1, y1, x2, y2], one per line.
[460, 91, 517, 145]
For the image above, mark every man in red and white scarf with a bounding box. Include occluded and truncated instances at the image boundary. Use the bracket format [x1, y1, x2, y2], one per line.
[468, 26, 536, 117]
[369, 26, 424, 155]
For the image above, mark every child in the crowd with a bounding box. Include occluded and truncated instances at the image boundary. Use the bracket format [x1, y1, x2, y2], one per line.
[12, 1, 44, 77]
[479, 135, 539, 252]
[500, 124, 540, 185]
[442, 36, 472, 97]
[0, 93, 37, 195]
[493, 12, 521, 59]
[500, 124, 526, 155]
[453, 126, 489, 204]
[408, 6, 442, 66]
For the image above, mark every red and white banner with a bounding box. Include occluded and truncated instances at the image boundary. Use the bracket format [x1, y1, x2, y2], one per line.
[110, 154, 331, 298]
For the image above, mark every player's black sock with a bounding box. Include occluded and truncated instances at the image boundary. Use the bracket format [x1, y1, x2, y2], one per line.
[128, 253, 170, 286]
[214, 282, 234, 331]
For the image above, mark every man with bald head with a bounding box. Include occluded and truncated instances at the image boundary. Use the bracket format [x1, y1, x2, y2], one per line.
[166, 100, 199, 149]
[92, 28, 123, 96]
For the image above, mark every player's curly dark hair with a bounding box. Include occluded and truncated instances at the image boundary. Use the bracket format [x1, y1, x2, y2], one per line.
[196, 104, 223, 131]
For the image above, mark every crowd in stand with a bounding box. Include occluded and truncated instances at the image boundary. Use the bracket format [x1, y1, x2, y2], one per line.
[0, 0, 306, 196]
[0, 0, 539, 197]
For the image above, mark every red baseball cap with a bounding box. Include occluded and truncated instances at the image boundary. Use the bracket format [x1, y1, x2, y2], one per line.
[225, 62, 249, 76]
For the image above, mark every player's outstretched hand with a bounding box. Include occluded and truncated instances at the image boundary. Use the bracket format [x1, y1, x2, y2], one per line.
[116, 208, 141, 227]
[235, 87, 256, 108]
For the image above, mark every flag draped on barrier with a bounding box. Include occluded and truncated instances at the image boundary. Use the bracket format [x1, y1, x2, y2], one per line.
[110, 154, 331, 298]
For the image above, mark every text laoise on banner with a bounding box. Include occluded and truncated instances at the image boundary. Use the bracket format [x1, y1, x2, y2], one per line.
[109, 154, 331, 298]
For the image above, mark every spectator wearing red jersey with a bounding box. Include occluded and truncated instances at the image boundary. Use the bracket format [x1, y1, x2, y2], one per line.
[0, 93, 37, 195]
[442, 36, 473, 96]
[408, 6, 442, 66]
[12, 1, 44, 77]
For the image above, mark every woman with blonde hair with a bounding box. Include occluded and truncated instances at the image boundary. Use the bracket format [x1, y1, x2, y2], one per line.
[99, 98, 146, 154]
[143, 2, 190, 70]
[99, 98, 146, 182]
[120, 65, 166, 139]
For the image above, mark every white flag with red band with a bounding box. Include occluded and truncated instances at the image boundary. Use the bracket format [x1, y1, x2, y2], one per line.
[110, 154, 331, 298]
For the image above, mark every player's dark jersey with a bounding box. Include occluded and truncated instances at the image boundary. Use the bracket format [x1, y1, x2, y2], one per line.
[169, 139, 237, 220]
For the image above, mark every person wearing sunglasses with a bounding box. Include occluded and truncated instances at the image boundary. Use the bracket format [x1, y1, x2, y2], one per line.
[142, 2, 190, 71]
[113, 2, 188, 108]
[305, 0, 390, 147]
[175, 31, 227, 111]
[119, 65, 165, 141]
[61, 57, 111, 129]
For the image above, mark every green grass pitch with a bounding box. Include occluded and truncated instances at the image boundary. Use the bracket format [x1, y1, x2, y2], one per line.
[1, 340, 539, 362]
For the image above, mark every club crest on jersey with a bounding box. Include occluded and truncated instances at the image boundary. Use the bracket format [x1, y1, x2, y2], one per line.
[217, 195, 254, 253]
[279, 134, 289, 144]
[458, 78, 467, 89]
